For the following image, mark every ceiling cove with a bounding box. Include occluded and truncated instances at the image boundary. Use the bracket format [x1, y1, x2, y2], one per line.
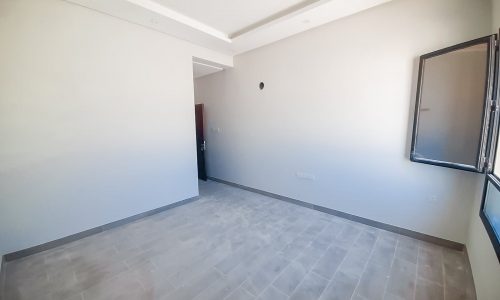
[66, 0, 391, 56]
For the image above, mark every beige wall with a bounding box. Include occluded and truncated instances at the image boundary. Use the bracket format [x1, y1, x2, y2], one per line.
[1, 0, 499, 298]
[494, 0, 500, 30]
[466, 175, 500, 300]
[0, 0, 230, 255]
[194, 0, 491, 244]
[464, 1, 500, 299]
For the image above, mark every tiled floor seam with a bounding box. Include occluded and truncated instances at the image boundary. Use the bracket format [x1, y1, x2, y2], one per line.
[295, 224, 343, 290]
[75, 261, 130, 299]
[210, 178, 464, 251]
[349, 232, 382, 300]
[3, 181, 476, 300]
[264, 284, 290, 299]
[441, 246, 446, 300]
[222, 277, 248, 300]
[381, 239, 399, 300]
[251, 219, 329, 298]
[413, 241, 420, 300]
[315, 243, 352, 300]
[220, 210, 315, 298]
[277, 219, 348, 300]
[321, 227, 365, 299]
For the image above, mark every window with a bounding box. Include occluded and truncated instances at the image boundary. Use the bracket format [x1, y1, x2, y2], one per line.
[481, 99, 500, 262]
[410, 33, 500, 261]
[481, 176, 500, 262]
[410, 35, 496, 172]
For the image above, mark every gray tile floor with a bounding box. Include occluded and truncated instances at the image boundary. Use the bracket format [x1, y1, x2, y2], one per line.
[2, 180, 476, 300]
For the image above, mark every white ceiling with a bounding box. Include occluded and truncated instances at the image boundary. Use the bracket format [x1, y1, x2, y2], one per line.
[66, 0, 392, 56]
[193, 60, 224, 78]
[156, 0, 308, 36]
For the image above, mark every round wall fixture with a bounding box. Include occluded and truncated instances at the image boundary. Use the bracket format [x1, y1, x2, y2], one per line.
[259, 82, 264, 90]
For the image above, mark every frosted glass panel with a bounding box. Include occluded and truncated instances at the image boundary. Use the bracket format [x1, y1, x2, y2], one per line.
[484, 181, 500, 242]
[413, 43, 488, 168]
[494, 139, 500, 178]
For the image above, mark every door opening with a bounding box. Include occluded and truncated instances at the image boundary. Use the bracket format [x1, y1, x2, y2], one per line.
[195, 104, 207, 181]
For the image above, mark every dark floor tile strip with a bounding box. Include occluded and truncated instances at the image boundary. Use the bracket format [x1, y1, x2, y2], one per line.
[208, 177, 464, 251]
[3, 196, 200, 262]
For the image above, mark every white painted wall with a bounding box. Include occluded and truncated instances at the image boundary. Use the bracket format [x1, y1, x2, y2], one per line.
[494, 0, 500, 30]
[466, 176, 500, 300]
[194, 0, 491, 244]
[0, 0, 231, 256]
[464, 2, 500, 299]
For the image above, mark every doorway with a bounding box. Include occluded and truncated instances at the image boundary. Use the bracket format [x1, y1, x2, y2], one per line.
[192, 57, 224, 181]
[195, 104, 207, 181]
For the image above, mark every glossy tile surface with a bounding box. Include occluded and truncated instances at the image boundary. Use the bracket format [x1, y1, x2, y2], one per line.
[2, 180, 476, 300]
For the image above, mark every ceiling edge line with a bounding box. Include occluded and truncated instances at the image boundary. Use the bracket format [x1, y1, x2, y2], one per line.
[193, 61, 224, 70]
[228, 0, 326, 39]
[125, 0, 232, 43]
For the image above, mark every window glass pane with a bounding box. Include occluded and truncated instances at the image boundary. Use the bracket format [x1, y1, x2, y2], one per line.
[484, 180, 500, 241]
[494, 143, 500, 178]
[414, 43, 488, 166]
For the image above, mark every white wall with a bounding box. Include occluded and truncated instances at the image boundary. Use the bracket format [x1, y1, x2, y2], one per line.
[464, 2, 500, 299]
[466, 176, 500, 300]
[194, 0, 491, 244]
[494, 0, 500, 30]
[0, 0, 231, 256]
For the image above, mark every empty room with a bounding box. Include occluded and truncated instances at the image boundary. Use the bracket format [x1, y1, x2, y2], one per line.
[2, 0, 500, 299]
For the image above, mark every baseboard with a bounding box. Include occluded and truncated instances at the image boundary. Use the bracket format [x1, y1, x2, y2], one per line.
[4, 196, 200, 262]
[208, 176, 464, 251]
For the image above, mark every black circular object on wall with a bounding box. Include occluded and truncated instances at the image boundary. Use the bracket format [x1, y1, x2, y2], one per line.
[259, 82, 264, 90]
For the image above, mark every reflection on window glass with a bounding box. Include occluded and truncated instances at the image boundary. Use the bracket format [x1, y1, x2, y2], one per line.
[415, 43, 488, 166]
[484, 181, 500, 240]
[494, 141, 500, 178]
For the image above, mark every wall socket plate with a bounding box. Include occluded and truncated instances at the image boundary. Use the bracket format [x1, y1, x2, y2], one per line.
[296, 171, 316, 180]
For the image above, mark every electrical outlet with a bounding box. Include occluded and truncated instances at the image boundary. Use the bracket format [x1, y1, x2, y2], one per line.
[296, 171, 316, 180]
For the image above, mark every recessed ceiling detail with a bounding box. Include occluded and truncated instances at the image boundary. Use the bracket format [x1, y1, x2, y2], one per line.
[126, 0, 231, 42]
[65, 0, 392, 55]
[155, 0, 318, 38]
[193, 59, 224, 78]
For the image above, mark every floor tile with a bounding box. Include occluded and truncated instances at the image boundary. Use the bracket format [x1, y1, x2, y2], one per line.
[319, 270, 359, 300]
[225, 287, 255, 300]
[289, 271, 329, 300]
[258, 285, 288, 300]
[312, 246, 347, 279]
[273, 260, 308, 295]
[385, 258, 417, 300]
[2, 180, 476, 300]
[354, 262, 391, 300]
[415, 278, 444, 300]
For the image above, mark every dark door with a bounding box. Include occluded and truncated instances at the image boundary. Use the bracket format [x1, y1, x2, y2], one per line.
[195, 104, 207, 180]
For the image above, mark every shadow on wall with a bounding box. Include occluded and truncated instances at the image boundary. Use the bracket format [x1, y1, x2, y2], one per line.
[404, 57, 420, 159]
